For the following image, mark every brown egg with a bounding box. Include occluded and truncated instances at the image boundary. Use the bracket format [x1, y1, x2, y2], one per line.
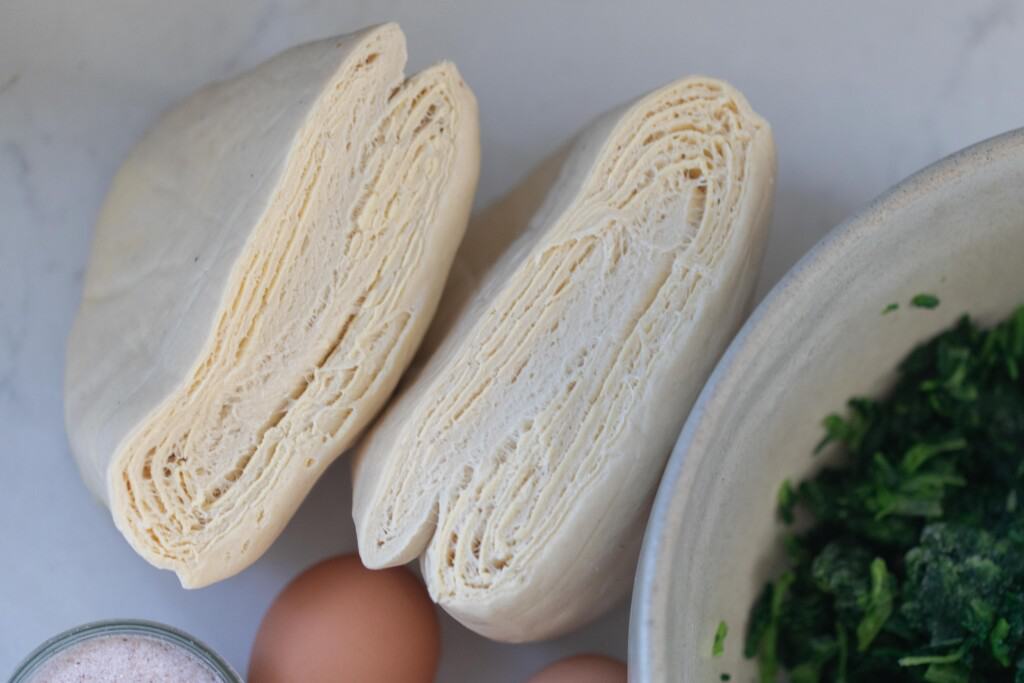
[526, 654, 627, 683]
[249, 554, 440, 683]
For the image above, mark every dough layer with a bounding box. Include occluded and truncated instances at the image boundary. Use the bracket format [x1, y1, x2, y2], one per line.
[353, 76, 774, 640]
[65, 24, 479, 587]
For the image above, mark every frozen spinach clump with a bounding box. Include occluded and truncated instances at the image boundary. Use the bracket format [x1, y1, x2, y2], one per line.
[746, 307, 1024, 682]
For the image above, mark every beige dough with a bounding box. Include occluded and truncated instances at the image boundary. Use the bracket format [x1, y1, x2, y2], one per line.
[65, 23, 480, 588]
[352, 76, 774, 641]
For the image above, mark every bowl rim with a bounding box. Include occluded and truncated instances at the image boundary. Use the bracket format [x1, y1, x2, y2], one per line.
[628, 125, 1024, 681]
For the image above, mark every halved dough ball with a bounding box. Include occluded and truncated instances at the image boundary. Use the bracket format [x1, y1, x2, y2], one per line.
[352, 76, 774, 641]
[65, 23, 480, 587]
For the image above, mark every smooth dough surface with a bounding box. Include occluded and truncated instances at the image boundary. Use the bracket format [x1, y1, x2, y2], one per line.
[65, 23, 480, 587]
[352, 76, 775, 641]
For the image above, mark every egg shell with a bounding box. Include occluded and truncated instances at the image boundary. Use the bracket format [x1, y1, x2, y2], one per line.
[249, 554, 440, 683]
[526, 654, 627, 683]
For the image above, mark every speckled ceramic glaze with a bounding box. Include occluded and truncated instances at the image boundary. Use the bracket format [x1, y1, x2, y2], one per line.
[630, 128, 1024, 682]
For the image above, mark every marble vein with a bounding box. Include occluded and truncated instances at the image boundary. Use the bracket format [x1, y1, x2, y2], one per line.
[965, 0, 1017, 52]
[2, 141, 41, 220]
[940, 0, 1018, 97]
[0, 74, 20, 97]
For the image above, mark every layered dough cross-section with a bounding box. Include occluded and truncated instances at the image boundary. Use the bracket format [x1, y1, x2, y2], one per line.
[65, 24, 480, 587]
[352, 77, 775, 641]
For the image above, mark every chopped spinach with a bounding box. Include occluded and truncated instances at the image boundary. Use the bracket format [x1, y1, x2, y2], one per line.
[714, 620, 729, 657]
[911, 294, 941, 309]
[746, 306, 1024, 682]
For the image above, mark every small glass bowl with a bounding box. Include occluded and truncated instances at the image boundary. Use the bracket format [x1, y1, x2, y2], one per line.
[9, 619, 242, 683]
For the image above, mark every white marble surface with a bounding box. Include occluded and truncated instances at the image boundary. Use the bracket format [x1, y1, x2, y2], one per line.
[1, 1, 1022, 680]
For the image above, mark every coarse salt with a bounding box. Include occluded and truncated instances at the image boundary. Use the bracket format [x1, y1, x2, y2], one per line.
[28, 634, 222, 683]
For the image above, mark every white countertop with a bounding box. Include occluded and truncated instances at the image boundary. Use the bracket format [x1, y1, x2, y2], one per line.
[2, 1, 1022, 680]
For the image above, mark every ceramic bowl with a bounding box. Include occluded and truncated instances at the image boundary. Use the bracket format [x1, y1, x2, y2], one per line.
[629, 128, 1024, 682]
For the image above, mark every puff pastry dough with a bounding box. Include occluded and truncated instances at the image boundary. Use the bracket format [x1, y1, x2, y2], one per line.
[352, 76, 774, 641]
[65, 23, 480, 587]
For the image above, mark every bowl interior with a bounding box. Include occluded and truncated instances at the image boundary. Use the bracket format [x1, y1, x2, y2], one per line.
[632, 129, 1024, 682]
